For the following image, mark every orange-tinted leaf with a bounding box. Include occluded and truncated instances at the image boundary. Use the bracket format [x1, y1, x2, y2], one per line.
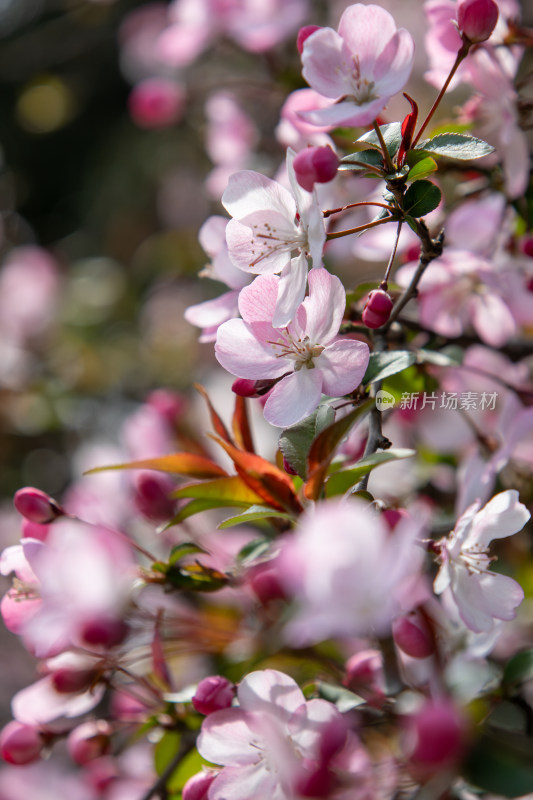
[304, 399, 373, 501]
[209, 435, 303, 515]
[195, 383, 233, 445]
[232, 395, 255, 453]
[85, 453, 227, 479]
[173, 476, 264, 505]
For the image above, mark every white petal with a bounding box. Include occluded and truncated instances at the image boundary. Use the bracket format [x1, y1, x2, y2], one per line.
[215, 318, 287, 379]
[222, 170, 296, 221]
[272, 253, 308, 328]
[467, 490, 530, 548]
[197, 709, 259, 766]
[226, 216, 294, 275]
[301, 27, 351, 99]
[238, 670, 305, 717]
[315, 340, 369, 397]
[477, 572, 524, 622]
[303, 268, 345, 343]
[263, 370, 322, 427]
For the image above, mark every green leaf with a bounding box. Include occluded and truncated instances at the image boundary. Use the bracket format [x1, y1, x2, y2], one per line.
[279, 404, 335, 479]
[352, 122, 402, 156]
[403, 180, 441, 218]
[166, 748, 207, 794]
[362, 351, 417, 385]
[162, 498, 242, 529]
[503, 649, 533, 687]
[154, 731, 181, 777]
[415, 132, 495, 160]
[218, 504, 295, 529]
[339, 149, 384, 172]
[166, 563, 228, 592]
[416, 348, 463, 367]
[407, 156, 438, 182]
[168, 543, 208, 565]
[325, 449, 416, 496]
[464, 736, 533, 797]
[317, 681, 366, 711]
[173, 476, 264, 505]
[236, 537, 273, 565]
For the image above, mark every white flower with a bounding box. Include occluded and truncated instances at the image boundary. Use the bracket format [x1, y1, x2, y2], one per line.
[434, 490, 529, 633]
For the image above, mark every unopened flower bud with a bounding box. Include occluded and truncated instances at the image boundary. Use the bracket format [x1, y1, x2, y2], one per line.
[392, 612, 435, 659]
[133, 472, 176, 522]
[248, 562, 287, 605]
[0, 721, 45, 765]
[192, 676, 235, 715]
[183, 770, 217, 800]
[67, 720, 112, 765]
[296, 25, 321, 54]
[128, 78, 184, 129]
[403, 700, 465, 772]
[51, 666, 99, 694]
[14, 487, 63, 525]
[79, 616, 129, 649]
[232, 378, 276, 397]
[293, 146, 339, 192]
[457, 0, 498, 43]
[362, 289, 393, 329]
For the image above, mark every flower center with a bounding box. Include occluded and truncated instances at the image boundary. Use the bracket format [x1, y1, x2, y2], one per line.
[269, 331, 324, 369]
[349, 56, 378, 105]
[248, 222, 307, 269]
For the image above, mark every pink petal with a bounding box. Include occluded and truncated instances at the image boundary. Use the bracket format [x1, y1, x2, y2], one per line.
[209, 763, 276, 800]
[184, 291, 239, 330]
[226, 216, 293, 275]
[303, 268, 345, 343]
[263, 370, 322, 427]
[238, 670, 305, 717]
[373, 28, 415, 95]
[197, 709, 259, 766]
[477, 572, 524, 622]
[299, 96, 389, 129]
[222, 170, 296, 222]
[337, 4, 398, 67]
[12, 676, 104, 725]
[467, 490, 530, 547]
[315, 340, 369, 397]
[301, 28, 351, 99]
[215, 318, 287, 379]
[272, 253, 308, 328]
[471, 292, 516, 347]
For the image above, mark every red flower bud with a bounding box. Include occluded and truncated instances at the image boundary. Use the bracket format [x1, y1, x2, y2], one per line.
[392, 612, 435, 659]
[293, 146, 339, 192]
[296, 25, 321, 54]
[362, 289, 393, 329]
[457, 0, 499, 43]
[403, 700, 465, 772]
[192, 676, 235, 715]
[14, 487, 64, 525]
[183, 770, 217, 800]
[67, 720, 112, 765]
[0, 721, 45, 765]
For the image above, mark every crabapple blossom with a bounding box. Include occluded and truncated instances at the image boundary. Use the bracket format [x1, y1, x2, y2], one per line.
[299, 4, 415, 128]
[204, 91, 258, 199]
[222, 147, 326, 327]
[215, 268, 370, 427]
[196, 669, 370, 800]
[434, 490, 530, 633]
[275, 89, 335, 151]
[457, 0, 499, 43]
[13, 487, 64, 525]
[276, 498, 425, 644]
[185, 216, 252, 342]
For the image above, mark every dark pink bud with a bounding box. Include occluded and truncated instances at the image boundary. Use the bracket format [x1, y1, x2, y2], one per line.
[296, 25, 321, 54]
[14, 487, 63, 525]
[248, 563, 287, 605]
[392, 613, 435, 659]
[343, 649, 385, 705]
[403, 700, 465, 771]
[232, 378, 259, 397]
[293, 146, 339, 192]
[51, 666, 99, 694]
[382, 508, 410, 530]
[192, 676, 235, 715]
[362, 289, 393, 329]
[457, 0, 499, 43]
[128, 78, 185, 129]
[79, 616, 129, 649]
[67, 720, 112, 765]
[182, 770, 217, 800]
[133, 472, 176, 522]
[0, 721, 45, 765]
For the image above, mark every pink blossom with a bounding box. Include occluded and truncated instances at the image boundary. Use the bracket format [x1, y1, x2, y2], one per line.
[0, 246, 60, 343]
[276, 498, 425, 644]
[222, 148, 326, 327]
[299, 4, 415, 128]
[196, 669, 365, 800]
[434, 490, 529, 633]
[128, 78, 185, 129]
[185, 216, 252, 342]
[215, 269, 369, 427]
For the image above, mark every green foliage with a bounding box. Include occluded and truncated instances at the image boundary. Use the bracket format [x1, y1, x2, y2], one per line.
[415, 132, 494, 159]
[325, 449, 416, 496]
[352, 122, 402, 157]
[403, 180, 442, 217]
[407, 156, 438, 182]
[503, 649, 533, 687]
[339, 149, 384, 173]
[218, 505, 295, 529]
[362, 351, 417, 385]
[278, 404, 335, 479]
[464, 735, 533, 797]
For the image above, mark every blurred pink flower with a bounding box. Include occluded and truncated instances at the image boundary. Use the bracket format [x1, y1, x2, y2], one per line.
[277, 498, 425, 644]
[204, 92, 258, 199]
[128, 78, 185, 129]
[300, 4, 415, 128]
[275, 89, 335, 150]
[0, 247, 60, 342]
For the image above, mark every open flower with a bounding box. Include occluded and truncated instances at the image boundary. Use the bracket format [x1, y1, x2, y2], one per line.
[434, 490, 529, 633]
[222, 147, 325, 327]
[215, 268, 369, 427]
[299, 4, 415, 128]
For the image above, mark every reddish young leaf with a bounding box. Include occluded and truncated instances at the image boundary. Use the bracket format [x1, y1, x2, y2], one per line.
[195, 383, 233, 445]
[232, 395, 255, 454]
[397, 93, 418, 167]
[209, 435, 303, 515]
[304, 399, 373, 500]
[85, 453, 227, 479]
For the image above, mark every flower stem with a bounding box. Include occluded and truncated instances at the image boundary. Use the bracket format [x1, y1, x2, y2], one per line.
[326, 215, 393, 240]
[373, 120, 395, 174]
[412, 41, 471, 148]
[381, 220, 403, 289]
[323, 201, 394, 218]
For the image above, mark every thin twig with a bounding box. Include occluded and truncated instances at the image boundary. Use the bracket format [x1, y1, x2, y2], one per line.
[323, 201, 394, 218]
[326, 215, 393, 240]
